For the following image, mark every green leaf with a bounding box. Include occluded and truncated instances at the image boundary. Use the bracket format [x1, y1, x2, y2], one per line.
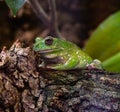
[5, 0, 26, 16]
[84, 11, 120, 61]
[102, 52, 120, 72]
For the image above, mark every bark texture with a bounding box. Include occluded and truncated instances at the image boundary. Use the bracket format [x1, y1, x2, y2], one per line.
[0, 41, 119, 112]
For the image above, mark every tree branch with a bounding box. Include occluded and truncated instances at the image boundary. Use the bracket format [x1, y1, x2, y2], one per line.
[0, 40, 119, 111]
[28, 0, 63, 39]
[48, 0, 63, 38]
[28, 0, 50, 26]
[48, 0, 57, 30]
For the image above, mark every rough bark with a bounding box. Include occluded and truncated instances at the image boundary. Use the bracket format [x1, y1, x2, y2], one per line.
[0, 40, 119, 112]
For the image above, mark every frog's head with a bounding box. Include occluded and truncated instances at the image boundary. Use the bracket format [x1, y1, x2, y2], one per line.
[33, 36, 72, 67]
[33, 36, 71, 53]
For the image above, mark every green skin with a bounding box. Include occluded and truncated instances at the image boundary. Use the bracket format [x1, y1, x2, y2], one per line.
[33, 36, 101, 70]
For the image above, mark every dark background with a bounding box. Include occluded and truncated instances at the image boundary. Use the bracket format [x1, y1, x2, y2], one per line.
[0, 0, 120, 49]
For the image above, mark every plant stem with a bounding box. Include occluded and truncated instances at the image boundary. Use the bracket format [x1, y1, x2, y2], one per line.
[28, 0, 50, 26]
[48, 0, 62, 38]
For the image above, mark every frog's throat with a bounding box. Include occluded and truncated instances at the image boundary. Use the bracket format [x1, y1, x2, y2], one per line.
[40, 56, 64, 66]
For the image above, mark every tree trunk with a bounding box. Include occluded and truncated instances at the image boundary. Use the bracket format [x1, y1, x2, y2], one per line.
[0, 40, 119, 112]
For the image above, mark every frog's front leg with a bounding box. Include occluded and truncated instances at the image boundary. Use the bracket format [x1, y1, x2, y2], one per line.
[87, 59, 102, 69]
[50, 57, 79, 70]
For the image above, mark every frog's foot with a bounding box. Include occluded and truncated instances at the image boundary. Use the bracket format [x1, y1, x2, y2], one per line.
[87, 59, 103, 69]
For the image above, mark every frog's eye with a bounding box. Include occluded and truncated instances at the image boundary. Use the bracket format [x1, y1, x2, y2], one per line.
[45, 37, 53, 46]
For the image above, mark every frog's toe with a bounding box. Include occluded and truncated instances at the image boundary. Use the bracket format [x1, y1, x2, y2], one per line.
[38, 61, 45, 68]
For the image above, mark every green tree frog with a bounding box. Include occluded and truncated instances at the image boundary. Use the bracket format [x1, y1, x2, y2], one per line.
[33, 36, 102, 70]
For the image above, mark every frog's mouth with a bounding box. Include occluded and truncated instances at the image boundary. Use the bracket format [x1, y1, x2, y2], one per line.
[36, 48, 64, 66]
[37, 48, 62, 53]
